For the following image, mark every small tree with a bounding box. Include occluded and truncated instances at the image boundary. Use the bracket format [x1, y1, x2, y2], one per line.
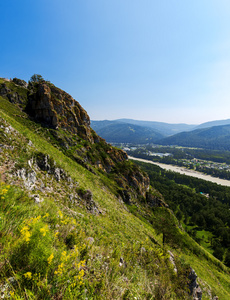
[153, 208, 181, 247]
[224, 249, 230, 267]
[29, 74, 44, 83]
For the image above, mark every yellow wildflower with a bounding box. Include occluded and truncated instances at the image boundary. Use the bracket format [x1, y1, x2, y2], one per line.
[9, 291, 14, 297]
[61, 251, 68, 262]
[47, 253, 54, 265]
[71, 218, 77, 225]
[40, 224, 49, 236]
[77, 260, 86, 269]
[54, 263, 64, 275]
[32, 215, 41, 224]
[24, 272, 32, 279]
[20, 225, 31, 242]
[58, 210, 63, 219]
[61, 219, 68, 225]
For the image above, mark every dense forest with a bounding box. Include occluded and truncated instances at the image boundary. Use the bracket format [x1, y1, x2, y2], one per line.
[134, 160, 230, 266]
[158, 124, 230, 150]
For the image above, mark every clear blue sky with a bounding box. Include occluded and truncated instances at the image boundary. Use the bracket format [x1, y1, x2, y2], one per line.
[1, 0, 230, 124]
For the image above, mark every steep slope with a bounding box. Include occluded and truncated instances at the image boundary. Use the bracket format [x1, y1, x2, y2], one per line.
[0, 77, 230, 299]
[158, 124, 230, 150]
[91, 121, 164, 144]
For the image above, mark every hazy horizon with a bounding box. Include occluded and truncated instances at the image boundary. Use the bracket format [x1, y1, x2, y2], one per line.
[91, 117, 230, 126]
[92, 118, 198, 125]
[1, 1, 230, 124]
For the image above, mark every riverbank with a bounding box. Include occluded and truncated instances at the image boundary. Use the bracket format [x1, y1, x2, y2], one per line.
[129, 156, 230, 187]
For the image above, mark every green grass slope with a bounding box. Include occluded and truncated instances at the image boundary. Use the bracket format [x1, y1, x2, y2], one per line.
[0, 79, 230, 299]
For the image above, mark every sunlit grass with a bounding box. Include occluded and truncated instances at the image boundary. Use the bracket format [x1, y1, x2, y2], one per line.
[1, 89, 230, 299]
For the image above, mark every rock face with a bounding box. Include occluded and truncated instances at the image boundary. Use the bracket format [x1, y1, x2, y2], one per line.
[188, 268, 202, 300]
[0, 82, 27, 105]
[12, 78, 28, 88]
[146, 190, 168, 208]
[1, 77, 156, 205]
[27, 83, 94, 142]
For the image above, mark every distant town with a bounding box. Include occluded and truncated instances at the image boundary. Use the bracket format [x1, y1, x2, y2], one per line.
[113, 143, 230, 180]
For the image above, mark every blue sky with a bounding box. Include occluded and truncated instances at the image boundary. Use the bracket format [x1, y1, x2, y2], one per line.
[1, 0, 230, 124]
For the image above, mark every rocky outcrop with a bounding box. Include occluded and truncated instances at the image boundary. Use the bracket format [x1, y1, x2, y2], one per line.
[78, 189, 101, 214]
[188, 268, 202, 300]
[27, 83, 94, 142]
[1, 78, 154, 206]
[0, 82, 27, 105]
[16, 168, 37, 190]
[146, 189, 168, 208]
[12, 78, 28, 88]
[112, 161, 153, 205]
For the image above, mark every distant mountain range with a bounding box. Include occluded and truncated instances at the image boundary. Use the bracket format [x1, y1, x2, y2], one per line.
[91, 121, 164, 143]
[158, 124, 230, 150]
[91, 118, 230, 149]
[194, 118, 230, 130]
[116, 119, 196, 136]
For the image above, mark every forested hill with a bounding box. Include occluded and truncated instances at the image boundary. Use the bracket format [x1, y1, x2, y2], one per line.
[158, 124, 230, 150]
[194, 118, 230, 130]
[91, 121, 164, 143]
[91, 119, 196, 141]
[116, 118, 196, 136]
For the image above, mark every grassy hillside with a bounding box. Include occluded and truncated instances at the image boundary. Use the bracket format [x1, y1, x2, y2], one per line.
[0, 78, 230, 299]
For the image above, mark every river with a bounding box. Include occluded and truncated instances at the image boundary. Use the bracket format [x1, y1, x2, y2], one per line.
[128, 156, 230, 187]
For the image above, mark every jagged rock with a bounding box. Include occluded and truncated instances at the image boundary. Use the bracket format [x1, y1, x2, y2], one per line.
[12, 78, 28, 88]
[119, 189, 132, 204]
[54, 168, 68, 181]
[4, 126, 14, 134]
[36, 154, 51, 171]
[28, 158, 34, 168]
[78, 189, 101, 214]
[0, 83, 25, 104]
[168, 250, 177, 273]
[54, 168, 61, 181]
[119, 257, 127, 267]
[196, 287, 202, 300]
[7, 92, 21, 104]
[69, 194, 74, 203]
[32, 194, 43, 204]
[27, 82, 94, 142]
[0, 144, 14, 151]
[0, 83, 11, 96]
[146, 191, 168, 208]
[28, 140, 33, 147]
[16, 168, 37, 190]
[188, 268, 202, 300]
[2, 78, 157, 210]
[7, 277, 17, 287]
